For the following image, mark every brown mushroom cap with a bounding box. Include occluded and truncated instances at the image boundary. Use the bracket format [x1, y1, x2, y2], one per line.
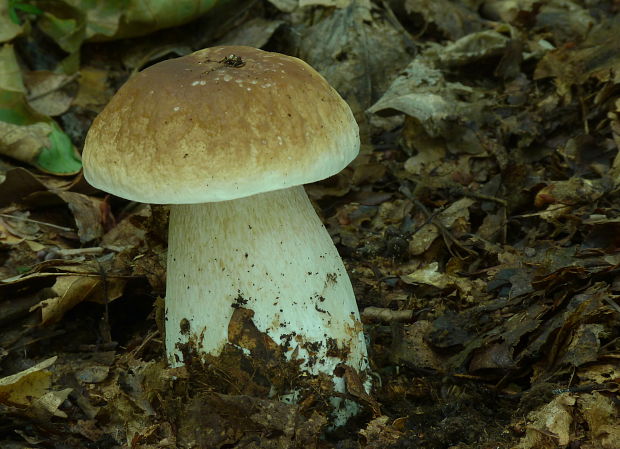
[82, 46, 359, 203]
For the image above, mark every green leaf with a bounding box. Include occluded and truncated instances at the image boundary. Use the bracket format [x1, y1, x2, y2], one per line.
[35, 122, 82, 175]
[8, 5, 20, 25]
[0, 94, 81, 175]
[57, 48, 80, 74]
[0, 90, 40, 124]
[1, 0, 24, 40]
[14, 3, 43, 15]
[37, 11, 84, 53]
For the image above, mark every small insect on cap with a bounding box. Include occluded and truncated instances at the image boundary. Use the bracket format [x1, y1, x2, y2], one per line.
[82, 46, 359, 204]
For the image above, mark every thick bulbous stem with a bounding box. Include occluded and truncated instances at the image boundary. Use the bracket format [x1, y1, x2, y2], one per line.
[165, 186, 368, 383]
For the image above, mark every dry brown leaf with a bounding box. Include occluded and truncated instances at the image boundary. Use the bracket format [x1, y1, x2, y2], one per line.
[56, 191, 105, 243]
[405, 0, 484, 40]
[0, 121, 52, 165]
[408, 198, 474, 255]
[0, 218, 24, 245]
[408, 223, 439, 256]
[0, 167, 77, 209]
[73, 67, 110, 109]
[0, 44, 25, 93]
[513, 393, 575, 449]
[579, 392, 620, 449]
[368, 55, 489, 150]
[98, 365, 156, 446]
[359, 415, 404, 448]
[390, 320, 446, 371]
[35, 274, 126, 325]
[344, 365, 381, 416]
[24, 71, 76, 117]
[299, 0, 413, 120]
[534, 15, 619, 98]
[216, 17, 285, 48]
[534, 178, 612, 208]
[436, 29, 510, 67]
[0, 356, 57, 407]
[577, 363, 620, 385]
[33, 388, 73, 418]
[402, 262, 453, 289]
[0, 211, 40, 239]
[176, 392, 325, 448]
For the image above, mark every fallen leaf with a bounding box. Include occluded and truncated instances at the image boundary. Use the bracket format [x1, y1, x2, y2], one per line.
[344, 365, 381, 416]
[359, 415, 404, 448]
[579, 392, 620, 449]
[299, 0, 414, 120]
[33, 387, 73, 418]
[0, 356, 57, 407]
[390, 320, 445, 371]
[73, 67, 110, 109]
[436, 30, 510, 67]
[0, 3, 23, 43]
[405, 0, 484, 40]
[368, 57, 488, 149]
[514, 393, 575, 448]
[24, 71, 76, 116]
[534, 15, 619, 99]
[216, 17, 284, 48]
[0, 44, 25, 92]
[0, 121, 51, 166]
[35, 273, 126, 325]
[57, 191, 105, 243]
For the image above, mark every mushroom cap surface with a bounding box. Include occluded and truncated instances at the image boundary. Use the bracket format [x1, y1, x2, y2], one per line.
[82, 46, 359, 203]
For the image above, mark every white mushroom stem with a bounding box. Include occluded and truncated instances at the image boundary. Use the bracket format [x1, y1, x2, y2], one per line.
[165, 185, 368, 387]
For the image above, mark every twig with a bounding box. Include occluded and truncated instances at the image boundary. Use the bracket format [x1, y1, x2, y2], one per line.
[511, 204, 572, 219]
[460, 191, 508, 207]
[95, 257, 112, 345]
[130, 329, 160, 358]
[1, 272, 136, 283]
[411, 197, 477, 258]
[362, 307, 413, 323]
[57, 247, 104, 257]
[0, 213, 75, 232]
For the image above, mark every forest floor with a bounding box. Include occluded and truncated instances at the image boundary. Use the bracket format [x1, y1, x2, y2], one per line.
[1, 0, 619, 448]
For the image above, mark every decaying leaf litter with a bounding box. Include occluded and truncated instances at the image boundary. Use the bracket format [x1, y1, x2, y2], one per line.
[1, 0, 619, 447]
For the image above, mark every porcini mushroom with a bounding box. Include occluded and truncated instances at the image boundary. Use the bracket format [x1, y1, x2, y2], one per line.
[82, 46, 369, 412]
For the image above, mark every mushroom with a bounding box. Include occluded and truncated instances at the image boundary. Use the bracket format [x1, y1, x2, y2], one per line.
[82, 46, 369, 412]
